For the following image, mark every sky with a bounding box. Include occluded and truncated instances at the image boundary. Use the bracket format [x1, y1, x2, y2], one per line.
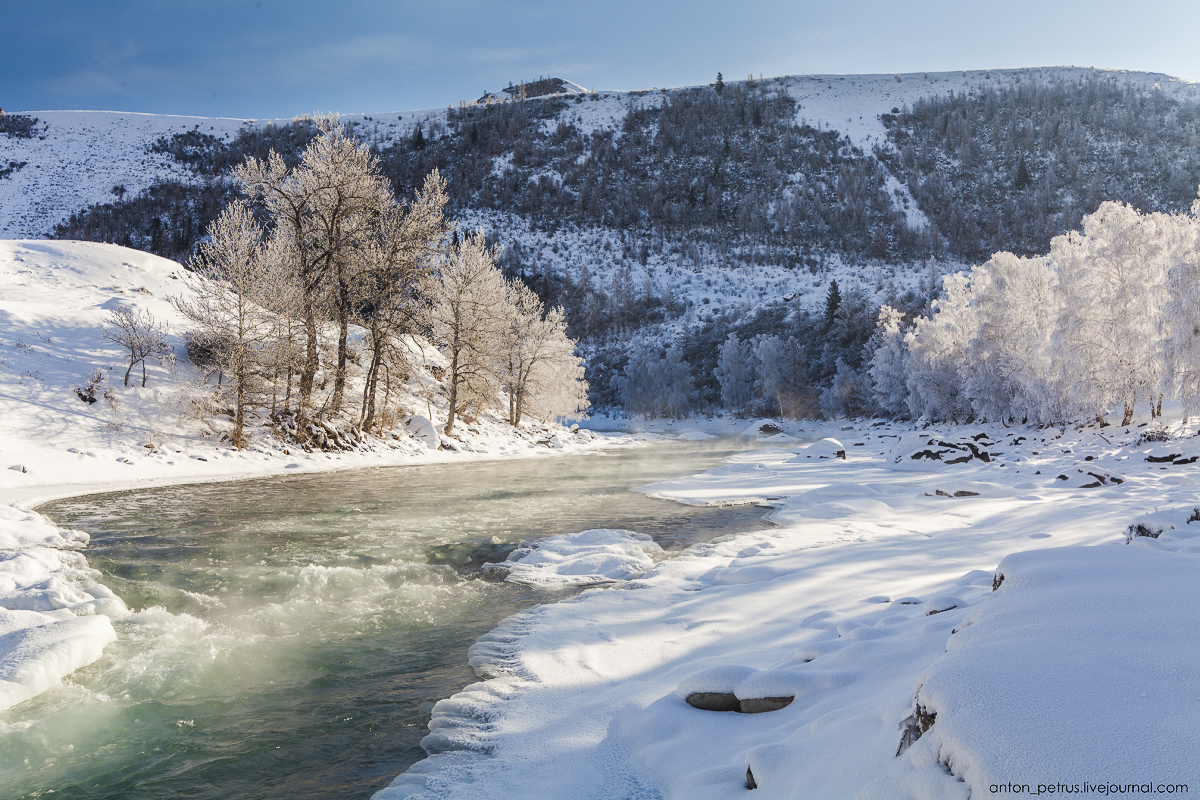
[4, 0, 1199, 119]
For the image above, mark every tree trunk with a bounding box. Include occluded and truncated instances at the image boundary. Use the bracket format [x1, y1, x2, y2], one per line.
[1121, 403, 1134, 427]
[124, 360, 134, 387]
[331, 276, 351, 412]
[444, 348, 459, 435]
[299, 306, 318, 409]
[233, 364, 246, 448]
[140, 359, 147, 388]
[361, 345, 383, 431]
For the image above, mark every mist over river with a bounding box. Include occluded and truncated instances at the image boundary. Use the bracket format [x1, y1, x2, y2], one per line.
[5, 439, 771, 799]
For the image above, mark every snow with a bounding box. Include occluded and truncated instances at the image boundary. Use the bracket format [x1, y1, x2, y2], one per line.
[0, 239, 614, 510]
[485, 529, 663, 587]
[0, 238, 629, 713]
[378, 416, 1200, 799]
[0, 505, 128, 712]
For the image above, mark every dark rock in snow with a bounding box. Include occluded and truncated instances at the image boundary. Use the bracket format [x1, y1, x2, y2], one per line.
[903, 437, 996, 465]
[895, 703, 937, 756]
[685, 692, 741, 712]
[739, 696, 795, 714]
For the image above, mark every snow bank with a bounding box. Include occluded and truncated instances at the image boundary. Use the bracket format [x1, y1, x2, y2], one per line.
[865, 545, 1200, 797]
[379, 418, 1200, 799]
[0, 504, 128, 712]
[485, 529, 663, 587]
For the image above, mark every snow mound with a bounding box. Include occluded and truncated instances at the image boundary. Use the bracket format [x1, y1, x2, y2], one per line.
[405, 415, 441, 450]
[0, 609, 117, 712]
[486, 529, 663, 587]
[741, 420, 786, 438]
[788, 437, 846, 461]
[869, 546, 1200, 796]
[0, 505, 89, 550]
[0, 504, 128, 712]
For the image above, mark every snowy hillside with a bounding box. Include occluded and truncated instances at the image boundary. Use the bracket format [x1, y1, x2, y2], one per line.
[4, 69, 1194, 241]
[6, 66, 1200, 412]
[0, 240, 603, 507]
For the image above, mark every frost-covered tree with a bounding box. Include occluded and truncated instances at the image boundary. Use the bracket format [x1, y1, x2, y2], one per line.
[235, 116, 393, 412]
[866, 305, 909, 417]
[175, 200, 280, 447]
[430, 229, 508, 435]
[355, 170, 451, 432]
[905, 273, 975, 421]
[962, 252, 1061, 422]
[715, 333, 755, 416]
[1051, 202, 1172, 425]
[753, 334, 788, 417]
[495, 279, 589, 426]
[820, 358, 871, 418]
[619, 342, 693, 419]
[1157, 199, 1200, 419]
[101, 304, 170, 389]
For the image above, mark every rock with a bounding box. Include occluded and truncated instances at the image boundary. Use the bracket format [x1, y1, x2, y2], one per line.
[685, 692, 740, 712]
[739, 696, 794, 714]
[1055, 468, 1125, 488]
[895, 703, 937, 756]
[1125, 522, 1169, 544]
[746, 766, 758, 790]
[953, 490, 980, 497]
[903, 437, 995, 465]
[924, 595, 962, 615]
[1146, 447, 1183, 463]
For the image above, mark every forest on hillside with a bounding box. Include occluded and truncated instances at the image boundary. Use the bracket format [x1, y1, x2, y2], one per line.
[49, 73, 1200, 418]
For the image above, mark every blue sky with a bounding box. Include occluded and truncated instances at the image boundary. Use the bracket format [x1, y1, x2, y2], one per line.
[4, 0, 1199, 118]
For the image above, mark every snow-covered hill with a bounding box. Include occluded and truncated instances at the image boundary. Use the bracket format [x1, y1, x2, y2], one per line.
[0, 239, 604, 507]
[5, 66, 1199, 412]
[5, 68, 1194, 241]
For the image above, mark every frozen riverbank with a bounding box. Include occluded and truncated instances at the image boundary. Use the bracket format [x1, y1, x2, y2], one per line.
[0, 237, 623, 717]
[381, 417, 1200, 799]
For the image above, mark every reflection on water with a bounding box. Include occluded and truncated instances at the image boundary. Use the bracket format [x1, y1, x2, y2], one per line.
[5, 439, 771, 800]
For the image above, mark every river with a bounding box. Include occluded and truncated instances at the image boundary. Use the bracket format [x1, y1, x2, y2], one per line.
[4, 438, 770, 799]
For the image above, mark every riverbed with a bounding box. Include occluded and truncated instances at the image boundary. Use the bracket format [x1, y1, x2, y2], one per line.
[5, 438, 770, 800]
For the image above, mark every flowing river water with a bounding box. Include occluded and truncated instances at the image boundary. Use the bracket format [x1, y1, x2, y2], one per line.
[5, 438, 773, 799]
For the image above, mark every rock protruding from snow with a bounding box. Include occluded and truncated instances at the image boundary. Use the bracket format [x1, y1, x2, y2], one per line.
[485, 529, 663, 587]
[896, 435, 995, 466]
[1052, 468, 1125, 488]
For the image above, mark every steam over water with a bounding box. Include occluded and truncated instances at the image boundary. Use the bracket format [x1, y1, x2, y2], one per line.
[5, 439, 770, 799]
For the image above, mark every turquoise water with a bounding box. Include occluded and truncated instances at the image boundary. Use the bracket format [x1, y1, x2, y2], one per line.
[7, 439, 768, 799]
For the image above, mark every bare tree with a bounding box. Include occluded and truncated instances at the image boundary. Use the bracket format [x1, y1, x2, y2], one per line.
[495, 279, 588, 426]
[174, 200, 278, 447]
[234, 116, 392, 414]
[430, 229, 507, 435]
[356, 171, 451, 432]
[101, 304, 170, 388]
